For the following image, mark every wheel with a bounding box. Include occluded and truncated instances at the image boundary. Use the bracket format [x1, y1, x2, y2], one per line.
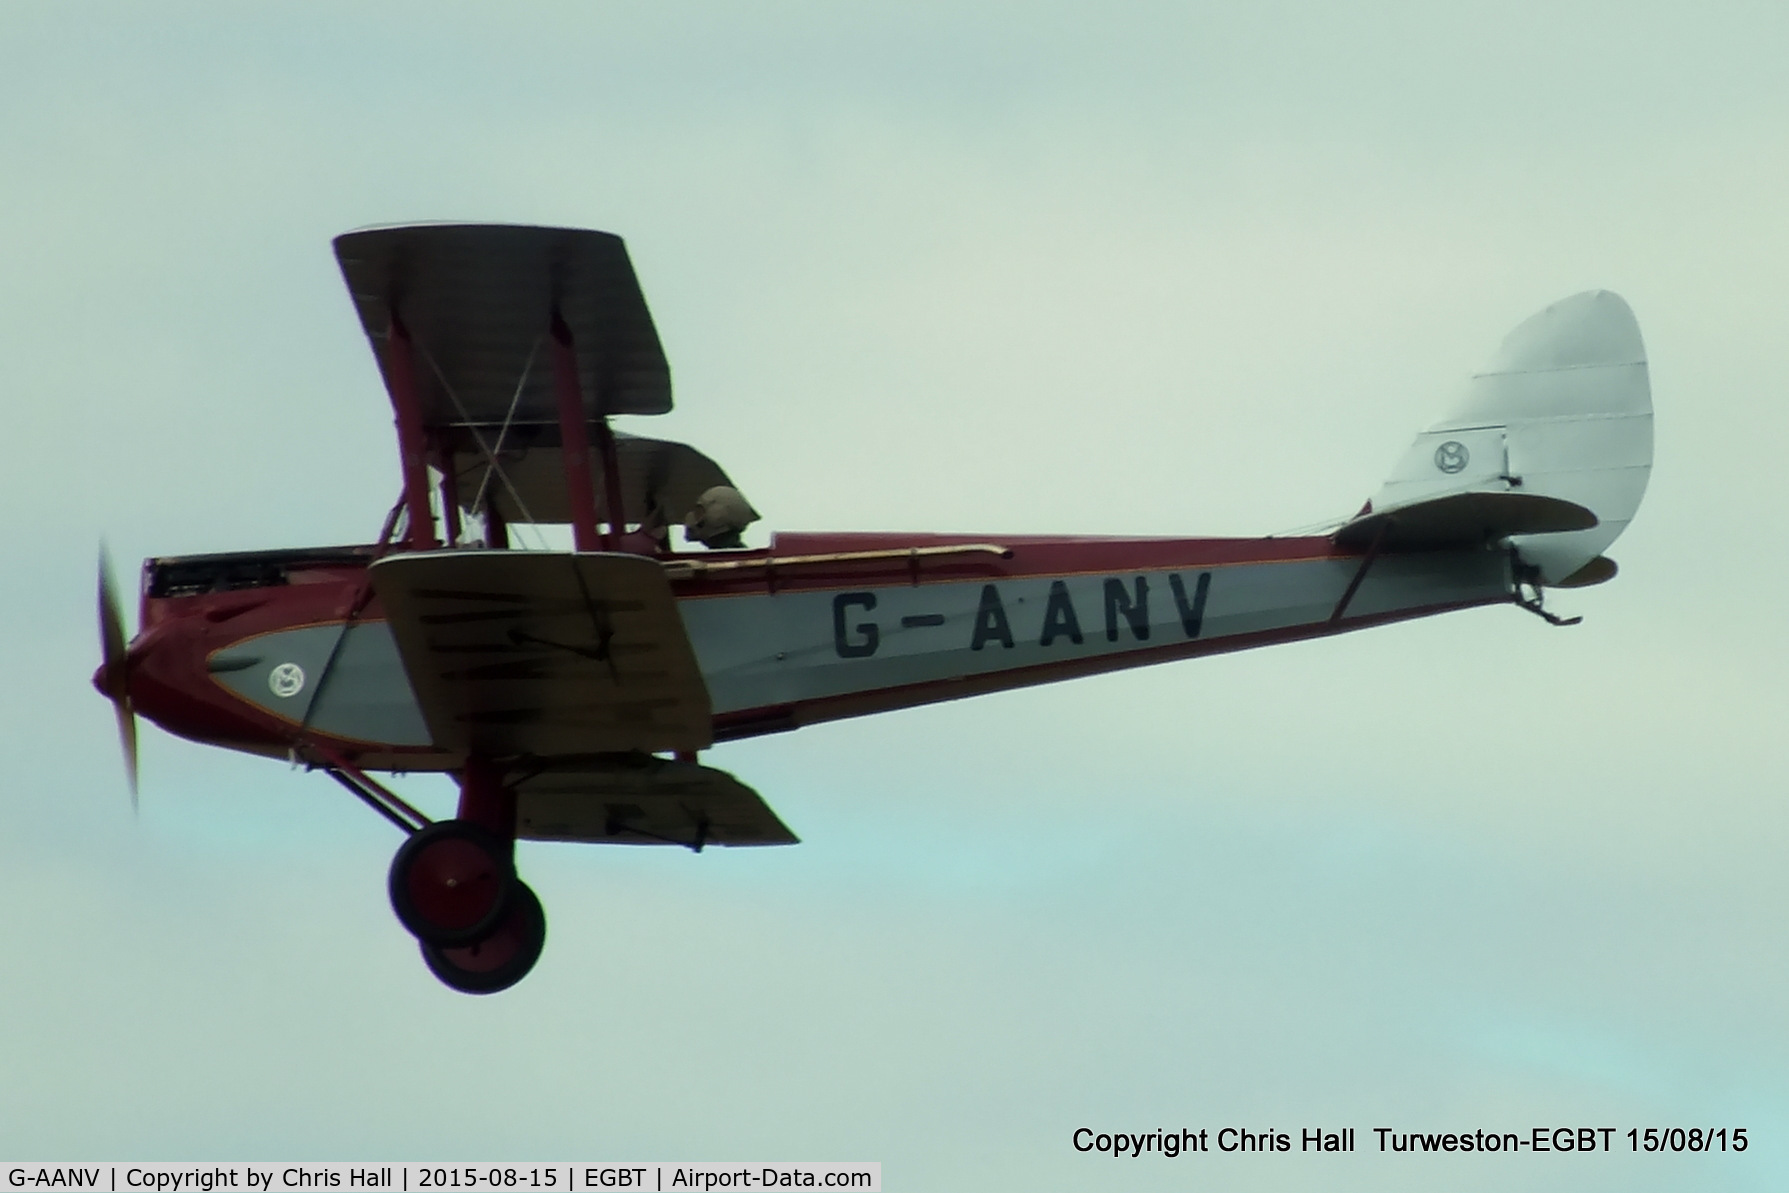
[420, 880, 546, 995]
[388, 819, 514, 947]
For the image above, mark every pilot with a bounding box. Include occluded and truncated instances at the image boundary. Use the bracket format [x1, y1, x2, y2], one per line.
[683, 485, 759, 550]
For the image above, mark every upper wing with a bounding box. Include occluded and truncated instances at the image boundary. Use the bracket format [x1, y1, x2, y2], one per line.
[334, 223, 671, 426]
[334, 223, 760, 534]
[370, 550, 712, 756]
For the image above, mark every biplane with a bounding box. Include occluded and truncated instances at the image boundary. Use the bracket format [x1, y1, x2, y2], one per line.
[92, 224, 1653, 993]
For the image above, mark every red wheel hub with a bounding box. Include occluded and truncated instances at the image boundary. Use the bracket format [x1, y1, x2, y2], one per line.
[388, 819, 515, 947]
[404, 833, 504, 933]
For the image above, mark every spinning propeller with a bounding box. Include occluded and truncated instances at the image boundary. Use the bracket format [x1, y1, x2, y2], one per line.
[95, 547, 139, 808]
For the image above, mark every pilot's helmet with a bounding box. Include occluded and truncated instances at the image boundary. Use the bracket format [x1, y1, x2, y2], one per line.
[683, 486, 760, 549]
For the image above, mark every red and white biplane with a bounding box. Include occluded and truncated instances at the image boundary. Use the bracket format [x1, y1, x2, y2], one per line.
[93, 224, 1653, 993]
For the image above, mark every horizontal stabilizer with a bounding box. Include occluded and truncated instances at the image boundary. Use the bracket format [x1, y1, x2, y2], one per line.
[1335, 491, 1596, 551]
[370, 550, 712, 756]
[515, 756, 797, 847]
[1551, 555, 1618, 589]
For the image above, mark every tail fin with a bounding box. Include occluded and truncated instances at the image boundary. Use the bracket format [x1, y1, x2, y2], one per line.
[1341, 291, 1652, 586]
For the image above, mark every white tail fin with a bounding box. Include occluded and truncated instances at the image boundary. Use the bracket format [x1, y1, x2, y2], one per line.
[1350, 291, 1652, 585]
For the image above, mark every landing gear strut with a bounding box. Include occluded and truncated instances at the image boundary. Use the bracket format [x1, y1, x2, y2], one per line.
[383, 757, 547, 994]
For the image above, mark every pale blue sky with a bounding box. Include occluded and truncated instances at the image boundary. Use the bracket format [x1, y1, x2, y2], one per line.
[3, 4, 1787, 1189]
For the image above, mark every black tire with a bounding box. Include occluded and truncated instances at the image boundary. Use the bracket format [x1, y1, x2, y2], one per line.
[388, 820, 515, 947]
[420, 880, 547, 995]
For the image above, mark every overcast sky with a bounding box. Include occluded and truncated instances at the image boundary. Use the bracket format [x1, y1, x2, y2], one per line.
[4, 3, 1788, 1190]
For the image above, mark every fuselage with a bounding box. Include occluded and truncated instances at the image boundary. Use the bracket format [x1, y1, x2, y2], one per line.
[112, 531, 1514, 772]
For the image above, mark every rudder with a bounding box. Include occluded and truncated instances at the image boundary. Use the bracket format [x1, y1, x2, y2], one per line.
[1350, 291, 1652, 585]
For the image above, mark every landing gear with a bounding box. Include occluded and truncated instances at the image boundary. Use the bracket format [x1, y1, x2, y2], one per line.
[388, 820, 514, 946]
[375, 756, 547, 994]
[420, 881, 547, 995]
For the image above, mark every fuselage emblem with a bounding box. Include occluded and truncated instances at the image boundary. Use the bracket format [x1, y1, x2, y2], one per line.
[269, 662, 306, 699]
[1434, 440, 1470, 474]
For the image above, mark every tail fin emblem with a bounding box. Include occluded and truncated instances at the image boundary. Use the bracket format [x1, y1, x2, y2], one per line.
[1433, 441, 1470, 474]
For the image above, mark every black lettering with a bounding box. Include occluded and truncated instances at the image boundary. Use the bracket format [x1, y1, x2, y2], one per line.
[832, 592, 879, 658]
[1103, 576, 1150, 642]
[1169, 571, 1211, 638]
[1038, 580, 1083, 646]
[970, 584, 1014, 650]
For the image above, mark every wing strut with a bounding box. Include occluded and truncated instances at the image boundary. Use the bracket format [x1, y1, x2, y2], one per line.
[436, 443, 463, 544]
[591, 417, 629, 546]
[549, 311, 608, 551]
[384, 315, 441, 550]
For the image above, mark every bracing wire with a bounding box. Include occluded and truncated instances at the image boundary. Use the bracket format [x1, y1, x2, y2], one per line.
[417, 339, 551, 550]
